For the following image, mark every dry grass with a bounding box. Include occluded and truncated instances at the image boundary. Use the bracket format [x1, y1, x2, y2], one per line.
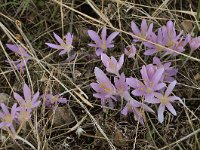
[0, 0, 200, 149]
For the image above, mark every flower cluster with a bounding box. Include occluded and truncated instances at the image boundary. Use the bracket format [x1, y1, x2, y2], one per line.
[0, 83, 68, 134]
[88, 19, 199, 124]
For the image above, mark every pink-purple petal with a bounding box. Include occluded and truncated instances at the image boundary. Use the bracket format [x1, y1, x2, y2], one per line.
[158, 104, 165, 123]
[53, 32, 64, 44]
[88, 30, 101, 42]
[14, 92, 24, 103]
[131, 21, 140, 35]
[165, 80, 176, 97]
[45, 43, 63, 49]
[23, 84, 32, 100]
[166, 103, 177, 116]
[106, 32, 119, 44]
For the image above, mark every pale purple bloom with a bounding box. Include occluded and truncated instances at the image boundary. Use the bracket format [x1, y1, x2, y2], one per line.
[127, 65, 165, 101]
[146, 81, 182, 123]
[46, 32, 73, 55]
[114, 73, 129, 97]
[160, 20, 190, 56]
[0, 103, 18, 133]
[42, 94, 67, 108]
[131, 19, 153, 42]
[165, 34, 189, 56]
[6, 44, 31, 70]
[16, 107, 32, 123]
[90, 67, 117, 111]
[13, 83, 40, 112]
[144, 28, 165, 55]
[101, 53, 124, 76]
[88, 27, 119, 56]
[153, 57, 178, 82]
[121, 92, 154, 125]
[161, 21, 182, 48]
[188, 35, 200, 51]
[124, 45, 137, 58]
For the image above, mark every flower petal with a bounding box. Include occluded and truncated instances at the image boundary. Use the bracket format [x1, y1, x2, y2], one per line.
[53, 32, 64, 44]
[117, 54, 124, 71]
[1, 103, 9, 115]
[151, 68, 164, 84]
[23, 84, 31, 101]
[32, 91, 40, 102]
[88, 30, 101, 43]
[158, 104, 165, 123]
[101, 53, 110, 67]
[131, 21, 140, 35]
[106, 32, 119, 44]
[13, 92, 24, 104]
[165, 80, 176, 97]
[121, 105, 128, 116]
[45, 43, 63, 49]
[166, 103, 176, 116]
[168, 96, 181, 102]
[144, 49, 157, 55]
[101, 27, 107, 41]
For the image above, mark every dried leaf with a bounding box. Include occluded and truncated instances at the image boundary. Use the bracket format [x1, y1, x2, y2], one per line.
[181, 20, 194, 33]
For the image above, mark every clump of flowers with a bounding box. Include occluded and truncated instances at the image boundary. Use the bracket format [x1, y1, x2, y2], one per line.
[89, 19, 196, 124]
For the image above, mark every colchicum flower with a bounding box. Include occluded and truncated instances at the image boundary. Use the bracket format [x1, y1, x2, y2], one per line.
[131, 19, 153, 42]
[45, 32, 73, 55]
[0, 103, 18, 133]
[124, 45, 137, 58]
[101, 53, 124, 76]
[146, 81, 182, 123]
[6, 44, 31, 70]
[127, 65, 165, 101]
[114, 73, 129, 98]
[188, 35, 200, 51]
[144, 28, 165, 55]
[13, 83, 40, 112]
[121, 92, 154, 125]
[153, 57, 177, 82]
[90, 67, 117, 111]
[88, 27, 119, 56]
[42, 94, 67, 108]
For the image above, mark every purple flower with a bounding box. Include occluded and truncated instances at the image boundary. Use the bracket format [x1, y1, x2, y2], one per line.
[42, 94, 67, 108]
[124, 45, 137, 58]
[45, 32, 73, 55]
[0, 103, 18, 133]
[114, 73, 129, 97]
[90, 67, 117, 111]
[144, 28, 165, 55]
[127, 65, 165, 101]
[6, 44, 31, 70]
[16, 107, 32, 123]
[153, 57, 178, 82]
[101, 53, 124, 76]
[188, 35, 200, 51]
[13, 83, 40, 112]
[146, 81, 182, 123]
[131, 19, 153, 42]
[121, 92, 154, 125]
[165, 34, 189, 56]
[161, 21, 182, 48]
[88, 27, 119, 56]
